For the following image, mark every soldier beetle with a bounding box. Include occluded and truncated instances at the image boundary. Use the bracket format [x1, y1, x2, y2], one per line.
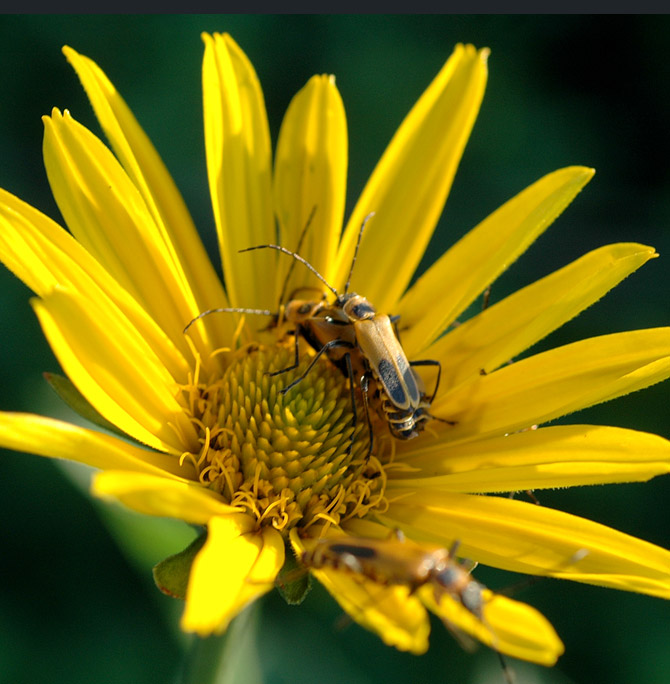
[185, 214, 451, 454]
[300, 531, 520, 683]
[301, 531, 484, 619]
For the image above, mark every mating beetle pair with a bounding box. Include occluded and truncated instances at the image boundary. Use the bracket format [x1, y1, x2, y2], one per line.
[185, 213, 448, 454]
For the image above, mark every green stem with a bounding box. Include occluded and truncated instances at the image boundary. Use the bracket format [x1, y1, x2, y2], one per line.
[179, 599, 263, 684]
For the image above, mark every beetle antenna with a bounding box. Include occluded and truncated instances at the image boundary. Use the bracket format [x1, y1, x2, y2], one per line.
[343, 212, 375, 295]
[184, 307, 274, 334]
[277, 205, 318, 309]
[240, 244, 339, 299]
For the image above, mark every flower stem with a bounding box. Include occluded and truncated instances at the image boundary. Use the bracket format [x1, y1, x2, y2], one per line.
[179, 600, 263, 684]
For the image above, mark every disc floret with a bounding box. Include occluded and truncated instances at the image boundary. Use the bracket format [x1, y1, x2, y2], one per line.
[179, 345, 387, 532]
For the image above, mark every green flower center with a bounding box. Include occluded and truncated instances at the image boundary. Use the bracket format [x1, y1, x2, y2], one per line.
[180, 344, 387, 532]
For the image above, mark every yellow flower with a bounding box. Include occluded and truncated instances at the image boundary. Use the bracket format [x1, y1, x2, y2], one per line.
[2, 32, 670, 670]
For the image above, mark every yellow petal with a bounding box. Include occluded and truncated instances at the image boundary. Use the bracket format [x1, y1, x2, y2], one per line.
[92, 471, 240, 524]
[33, 289, 198, 453]
[380, 489, 670, 598]
[290, 529, 429, 654]
[273, 74, 347, 291]
[182, 514, 284, 635]
[343, 517, 398, 539]
[399, 166, 594, 353]
[420, 586, 563, 666]
[335, 44, 488, 311]
[432, 328, 670, 443]
[62, 46, 231, 356]
[0, 412, 192, 479]
[43, 109, 221, 362]
[423, 242, 657, 379]
[0, 187, 190, 383]
[202, 33, 275, 310]
[391, 425, 670, 492]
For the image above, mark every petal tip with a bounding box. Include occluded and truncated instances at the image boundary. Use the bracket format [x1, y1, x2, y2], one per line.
[576, 165, 596, 181]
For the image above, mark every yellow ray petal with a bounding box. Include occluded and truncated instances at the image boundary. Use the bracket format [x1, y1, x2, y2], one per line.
[202, 32, 275, 310]
[0, 187, 190, 383]
[343, 517, 398, 539]
[273, 74, 347, 292]
[432, 328, 670, 444]
[390, 425, 670, 492]
[92, 471, 240, 523]
[420, 586, 563, 666]
[380, 490, 670, 598]
[182, 514, 284, 635]
[398, 166, 594, 353]
[313, 570, 430, 654]
[63, 46, 231, 356]
[43, 109, 220, 362]
[335, 44, 488, 310]
[33, 289, 198, 453]
[290, 529, 429, 654]
[421, 242, 656, 378]
[0, 412, 192, 479]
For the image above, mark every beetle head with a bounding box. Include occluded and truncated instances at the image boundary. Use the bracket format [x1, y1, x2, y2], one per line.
[342, 294, 377, 322]
[284, 299, 324, 323]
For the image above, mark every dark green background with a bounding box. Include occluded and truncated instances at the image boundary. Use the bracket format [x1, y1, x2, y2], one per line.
[1, 14, 669, 684]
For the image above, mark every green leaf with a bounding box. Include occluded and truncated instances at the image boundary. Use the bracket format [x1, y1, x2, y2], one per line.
[43, 372, 130, 439]
[275, 545, 311, 605]
[153, 532, 207, 599]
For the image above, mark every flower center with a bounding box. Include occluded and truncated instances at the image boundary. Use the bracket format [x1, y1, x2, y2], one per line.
[179, 344, 387, 533]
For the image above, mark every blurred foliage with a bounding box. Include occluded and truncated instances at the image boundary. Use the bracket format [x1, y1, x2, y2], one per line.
[0, 14, 669, 684]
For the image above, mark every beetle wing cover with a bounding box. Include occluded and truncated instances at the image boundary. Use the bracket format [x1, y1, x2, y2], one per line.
[355, 316, 421, 410]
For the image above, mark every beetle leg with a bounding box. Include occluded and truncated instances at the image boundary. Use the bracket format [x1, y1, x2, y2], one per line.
[342, 352, 368, 458]
[279, 339, 355, 395]
[359, 373, 374, 461]
[423, 411, 457, 427]
[267, 326, 302, 377]
[498, 652, 516, 684]
[409, 359, 442, 403]
[389, 315, 406, 341]
[343, 352, 358, 431]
